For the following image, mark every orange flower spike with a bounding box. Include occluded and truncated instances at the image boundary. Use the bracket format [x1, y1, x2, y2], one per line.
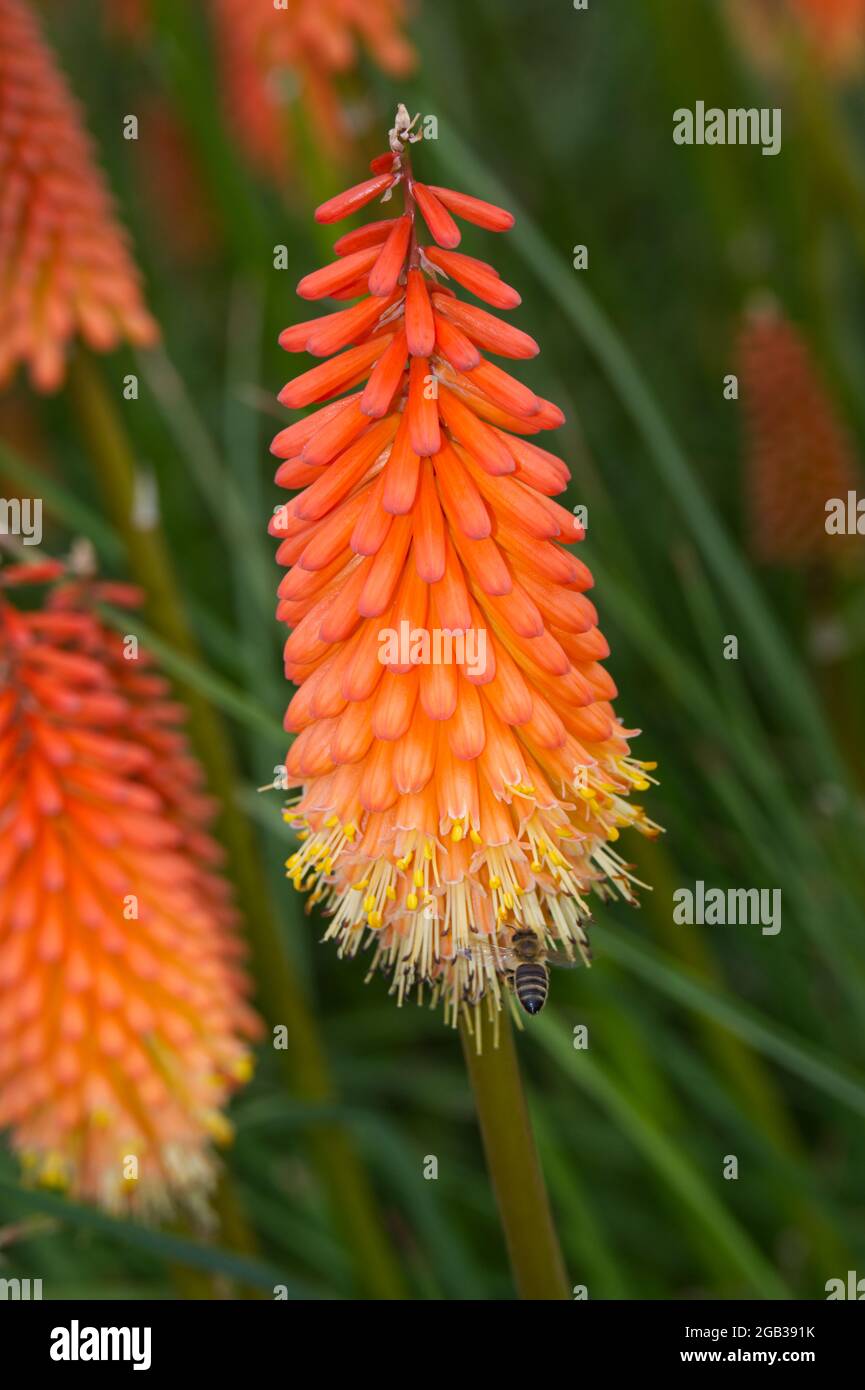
[802, 0, 865, 68]
[0, 0, 158, 392]
[213, 0, 416, 182]
[274, 105, 659, 1032]
[0, 567, 261, 1211]
[739, 303, 861, 567]
[727, 0, 865, 78]
[100, 0, 150, 42]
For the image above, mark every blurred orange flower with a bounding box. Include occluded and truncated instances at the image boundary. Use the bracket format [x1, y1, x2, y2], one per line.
[727, 0, 865, 76]
[213, 0, 416, 181]
[138, 100, 220, 266]
[100, 0, 150, 41]
[0, 564, 260, 1213]
[0, 0, 158, 392]
[270, 107, 658, 1036]
[739, 304, 861, 566]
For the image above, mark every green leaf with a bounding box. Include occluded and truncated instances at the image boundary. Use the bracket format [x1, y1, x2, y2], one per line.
[531, 1020, 791, 1297]
[0, 1179, 318, 1297]
[600, 927, 865, 1118]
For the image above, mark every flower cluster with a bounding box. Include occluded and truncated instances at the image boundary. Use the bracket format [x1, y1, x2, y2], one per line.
[214, 0, 415, 180]
[0, 563, 260, 1213]
[0, 0, 158, 392]
[739, 304, 861, 567]
[727, 0, 865, 78]
[270, 108, 658, 1037]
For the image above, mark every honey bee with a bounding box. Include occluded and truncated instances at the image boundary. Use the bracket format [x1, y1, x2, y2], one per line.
[503, 929, 582, 1015]
[458, 925, 585, 1016]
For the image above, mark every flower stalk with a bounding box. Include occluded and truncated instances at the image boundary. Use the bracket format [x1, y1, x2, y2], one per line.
[460, 1012, 568, 1300]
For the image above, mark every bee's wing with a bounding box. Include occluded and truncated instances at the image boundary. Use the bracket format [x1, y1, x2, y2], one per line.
[456, 944, 517, 972]
[546, 951, 584, 970]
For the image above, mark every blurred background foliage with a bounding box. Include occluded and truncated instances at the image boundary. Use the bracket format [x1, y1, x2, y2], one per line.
[2, 0, 865, 1299]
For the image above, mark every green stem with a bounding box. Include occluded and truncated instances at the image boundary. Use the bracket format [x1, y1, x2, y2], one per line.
[459, 1011, 568, 1300]
[66, 350, 406, 1300]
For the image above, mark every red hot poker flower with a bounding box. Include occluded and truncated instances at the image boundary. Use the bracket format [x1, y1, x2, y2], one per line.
[271, 106, 659, 1036]
[727, 0, 865, 77]
[213, 0, 416, 181]
[95, 0, 150, 41]
[0, 565, 260, 1212]
[0, 0, 159, 392]
[739, 304, 861, 567]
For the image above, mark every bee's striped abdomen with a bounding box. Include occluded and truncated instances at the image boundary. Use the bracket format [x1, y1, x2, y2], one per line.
[514, 962, 549, 1015]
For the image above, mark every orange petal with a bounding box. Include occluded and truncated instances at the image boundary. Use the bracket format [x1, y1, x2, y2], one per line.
[413, 459, 447, 582]
[426, 186, 514, 232]
[434, 313, 481, 371]
[482, 583, 545, 640]
[331, 697, 375, 765]
[433, 294, 538, 359]
[405, 269, 436, 357]
[438, 388, 514, 475]
[297, 247, 380, 300]
[360, 330, 408, 417]
[315, 173, 395, 224]
[306, 294, 396, 357]
[393, 709, 437, 793]
[425, 248, 520, 309]
[501, 432, 569, 493]
[334, 219, 396, 256]
[451, 532, 512, 596]
[418, 651, 458, 721]
[298, 494, 367, 571]
[372, 669, 418, 740]
[341, 615, 390, 702]
[465, 358, 539, 418]
[412, 182, 461, 248]
[381, 414, 421, 514]
[447, 678, 486, 759]
[359, 739, 399, 812]
[274, 457, 326, 489]
[386, 564, 429, 673]
[368, 216, 412, 297]
[458, 449, 559, 539]
[295, 416, 399, 522]
[481, 643, 533, 725]
[359, 514, 413, 617]
[301, 398, 370, 468]
[279, 336, 391, 409]
[351, 474, 392, 557]
[319, 563, 370, 643]
[407, 356, 441, 457]
[430, 535, 472, 631]
[270, 394, 362, 459]
[432, 440, 491, 539]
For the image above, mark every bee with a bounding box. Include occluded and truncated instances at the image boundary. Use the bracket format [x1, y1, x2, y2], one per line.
[458, 925, 585, 1016]
[504, 929, 582, 1015]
